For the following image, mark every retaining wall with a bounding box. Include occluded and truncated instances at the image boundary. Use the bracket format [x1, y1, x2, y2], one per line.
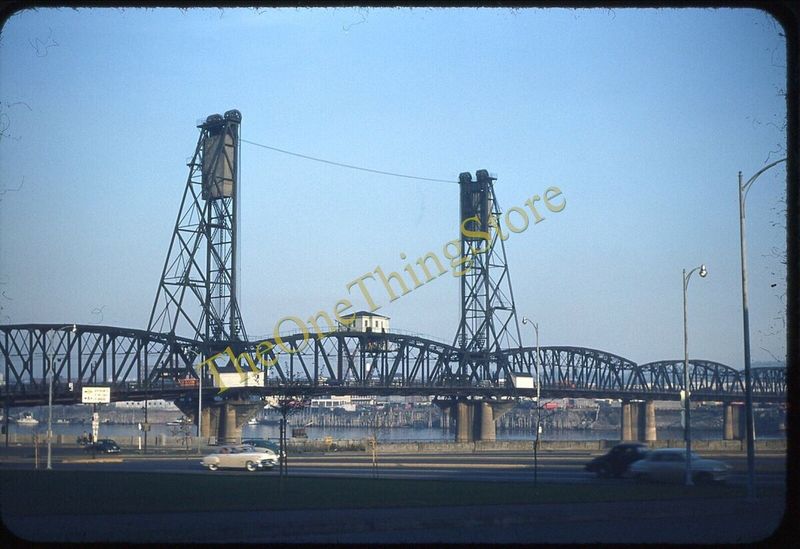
[0, 434, 785, 453]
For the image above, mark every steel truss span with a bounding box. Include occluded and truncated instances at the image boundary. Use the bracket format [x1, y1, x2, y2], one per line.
[0, 325, 786, 406]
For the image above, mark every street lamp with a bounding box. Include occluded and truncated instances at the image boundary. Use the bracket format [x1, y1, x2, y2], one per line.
[198, 352, 203, 454]
[521, 317, 541, 485]
[738, 158, 786, 500]
[682, 265, 707, 486]
[47, 324, 77, 470]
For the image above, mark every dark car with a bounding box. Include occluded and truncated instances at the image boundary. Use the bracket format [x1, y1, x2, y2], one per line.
[84, 439, 121, 454]
[585, 443, 649, 478]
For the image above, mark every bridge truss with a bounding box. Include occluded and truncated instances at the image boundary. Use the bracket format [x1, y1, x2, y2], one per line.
[1, 324, 786, 407]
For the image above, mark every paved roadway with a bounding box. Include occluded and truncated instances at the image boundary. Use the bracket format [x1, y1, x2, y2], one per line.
[0, 447, 786, 486]
[1, 448, 789, 544]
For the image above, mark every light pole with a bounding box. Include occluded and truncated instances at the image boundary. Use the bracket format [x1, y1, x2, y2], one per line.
[738, 157, 786, 500]
[197, 356, 203, 454]
[521, 317, 541, 485]
[682, 265, 707, 486]
[46, 324, 77, 470]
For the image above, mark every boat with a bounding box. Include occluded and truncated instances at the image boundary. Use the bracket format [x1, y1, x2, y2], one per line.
[167, 416, 190, 426]
[16, 412, 39, 426]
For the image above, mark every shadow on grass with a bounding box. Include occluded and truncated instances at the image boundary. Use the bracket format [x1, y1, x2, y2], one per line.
[1, 470, 782, 517]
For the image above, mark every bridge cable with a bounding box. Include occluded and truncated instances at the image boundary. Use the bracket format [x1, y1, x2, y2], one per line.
[240, 138, 458, 184]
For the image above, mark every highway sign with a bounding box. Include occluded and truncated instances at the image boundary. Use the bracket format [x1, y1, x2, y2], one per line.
[82, 386, 111, 404]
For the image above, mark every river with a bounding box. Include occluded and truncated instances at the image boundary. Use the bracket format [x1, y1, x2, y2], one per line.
[3, 422, 785, 442]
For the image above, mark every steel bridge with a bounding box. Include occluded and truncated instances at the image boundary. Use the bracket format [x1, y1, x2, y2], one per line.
[1, 113, 787, 444]
[1, 324, 786, 407]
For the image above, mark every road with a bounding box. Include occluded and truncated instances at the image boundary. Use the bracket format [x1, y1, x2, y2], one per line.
[1, 447, 789, 544]
[0, 447, 786, 486]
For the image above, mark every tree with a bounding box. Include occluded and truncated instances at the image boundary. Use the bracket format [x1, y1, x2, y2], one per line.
[270, 389, 309, 478]
[365, 406, 389, 478]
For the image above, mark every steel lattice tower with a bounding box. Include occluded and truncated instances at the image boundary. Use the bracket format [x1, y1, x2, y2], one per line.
[452, 170, 521, 382]
[148, 110, 247, 346]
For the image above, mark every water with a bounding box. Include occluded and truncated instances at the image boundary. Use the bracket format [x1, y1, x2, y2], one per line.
[239, 425, 784, 442]
[5, 422, 785, 443]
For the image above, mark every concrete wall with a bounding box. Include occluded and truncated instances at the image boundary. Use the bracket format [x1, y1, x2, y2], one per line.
[1, 434, 785, 453]
[373, 439, 786, 453]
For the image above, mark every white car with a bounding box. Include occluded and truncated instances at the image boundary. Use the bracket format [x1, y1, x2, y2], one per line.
[629, 448, 732, 484]
[201, 445, 279, 472]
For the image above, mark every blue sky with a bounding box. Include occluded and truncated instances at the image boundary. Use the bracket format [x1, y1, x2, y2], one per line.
[0, 7, 788, 368]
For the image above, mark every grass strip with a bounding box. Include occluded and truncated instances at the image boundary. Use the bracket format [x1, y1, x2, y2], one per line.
[0, 470, 783, 517]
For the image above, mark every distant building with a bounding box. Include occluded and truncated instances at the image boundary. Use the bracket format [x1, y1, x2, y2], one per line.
[310, 395, 356, 412]
[338, 311, 390, 333]
[351, 395, 376, 407]
[114, 399, 177, 410]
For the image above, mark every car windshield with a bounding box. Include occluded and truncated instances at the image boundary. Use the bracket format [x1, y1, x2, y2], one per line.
[247, 440, 279, 452]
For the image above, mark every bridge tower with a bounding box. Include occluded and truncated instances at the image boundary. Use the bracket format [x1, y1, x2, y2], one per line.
[452, 170, 522, 382]
[148, 110, 248, 346]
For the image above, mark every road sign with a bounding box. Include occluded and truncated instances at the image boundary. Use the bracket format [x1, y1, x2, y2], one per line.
[82, 386, 111, 404]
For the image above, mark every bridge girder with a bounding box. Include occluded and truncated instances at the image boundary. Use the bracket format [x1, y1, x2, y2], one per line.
[0, 324, 787, 407]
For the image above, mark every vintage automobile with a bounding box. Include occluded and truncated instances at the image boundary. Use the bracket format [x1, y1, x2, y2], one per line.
[629, 448, 732, 484]
[585, 443, 649, 478]
[241, 438, 285, 462]
[201, 445, 278, 472]
[83, 439, 121, 454]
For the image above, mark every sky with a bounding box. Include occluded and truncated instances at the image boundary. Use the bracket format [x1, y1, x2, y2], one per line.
[0, 7, 789, 369]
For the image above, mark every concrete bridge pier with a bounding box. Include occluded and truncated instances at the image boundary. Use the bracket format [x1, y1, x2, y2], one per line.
[477, 400, 516, 442]
[175, 398, 263, 444]
[436, 398, 516, 442]
[433, 399, 453, 431]
[723, 403, 747, 440]
[621, 401, 633, 441]
[645, 400, 657, 441]
[455, 401, 473, 442]
[200, 406, 214, 438]
[620, 400, 657, 442]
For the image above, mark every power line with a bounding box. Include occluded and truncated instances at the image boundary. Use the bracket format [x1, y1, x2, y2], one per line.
[240, 138, 457, 184]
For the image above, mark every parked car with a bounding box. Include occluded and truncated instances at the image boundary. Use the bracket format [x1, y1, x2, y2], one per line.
[201, 445, 278, 472]
[585, 443, 649, 478]
[629, 448, 732, 484]
[84, 439, 121, 454]
[241, 438, 285, 461]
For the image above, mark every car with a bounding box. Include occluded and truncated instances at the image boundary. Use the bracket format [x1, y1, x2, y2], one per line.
[629, 448, 732, 484]
[585, 443, 649, 478]
[84, 439, 121, 454]
[241, 438, 285, 461]
[201, 445, 278, 472]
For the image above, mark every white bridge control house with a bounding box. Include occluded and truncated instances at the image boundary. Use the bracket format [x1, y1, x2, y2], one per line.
[339, 311, 390, 333]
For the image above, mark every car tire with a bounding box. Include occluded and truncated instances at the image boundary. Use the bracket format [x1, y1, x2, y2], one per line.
[245, 460, 257, 472]
[694, 472, 713, 485]
[207, 463, 218, 471]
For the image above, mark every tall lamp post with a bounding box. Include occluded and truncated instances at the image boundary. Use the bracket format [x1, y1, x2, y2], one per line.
[738, 158, 786, 500]
[682, 265, 707, 486]
[521, 317, 541, 485]
[46, 324, 77, 470]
